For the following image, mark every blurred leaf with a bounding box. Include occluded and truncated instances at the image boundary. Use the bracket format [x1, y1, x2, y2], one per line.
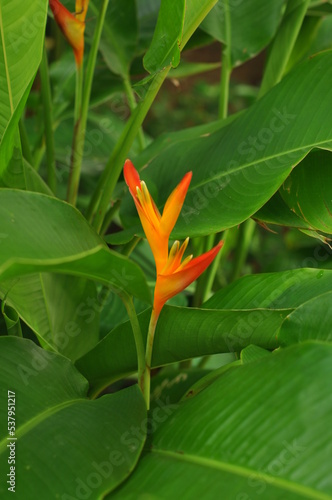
[122, 51, 332, 238]
[143, 0, 186, 73]
[111, 342, 332, 499]
[1, 301, 21, 337]
[76, 269, 332, 392]
[259, 0, 310, 96]
[168, 60, 220, 79]
[89, 0, 138, 77]
[0, 190, 150, 302]
[280, 150, 332, 234]
[0, 337, 146, 498]
[0, 275, 100, 360]
[200, 0, 286, 67]
[278, 290, 332, 346]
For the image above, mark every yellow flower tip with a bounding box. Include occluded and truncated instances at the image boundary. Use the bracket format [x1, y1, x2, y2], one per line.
[49, 0, 85, 66]
[75, 0, 90, 22]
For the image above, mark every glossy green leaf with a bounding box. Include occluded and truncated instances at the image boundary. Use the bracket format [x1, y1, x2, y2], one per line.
[200, 0, 286, 67]
[122, 51, 332, 238]
[143, 0, 186, 73]
[89, 0, 138, 77]
[278, 291, 332, 346]
[203, 268, 332, 309]
[0, 337, 146, 499]
[76, 269, 332, 392]
[0, 0, 48, 172]
[0, 275, 100, 360]
[0, 190, 150, 303]
[280, 150, 332, 234]
[111, 342, 332, 499]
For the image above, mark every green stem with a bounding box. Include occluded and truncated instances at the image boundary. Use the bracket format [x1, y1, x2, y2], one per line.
[218, 0, 231, 119]
[121, 236, 141, 257]
[39, 46, 57, 193]
[192, 233, 215, 307]
[100, 199, 121, 236]
[123, 76, 146, 151]
[230, 219, 256, 282]
[67, 0, 110, 205]
[120, 292, 147, 405]
[19, 119, 33, 166]
[87, 69, 170, 230]
[143, 309, 159, 410]
[74, 62, 83, 124]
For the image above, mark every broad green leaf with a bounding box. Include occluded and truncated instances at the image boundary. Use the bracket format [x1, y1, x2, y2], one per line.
[76, 305, 283, 394]
[259, 0, 310, 96]
[200, 0, 286, 67]
[0, 190, 150, 303]
[0, 337, 146, 499]
[203, 268, 332, 309]
[89, 0, 138, 77]
[278, 291, 332, 346]
[143, 0, 186, 73]
[122, 50, 332, 238]
[111, 342, 332, 500]
[0, 0, 47, 136]
[76, 269, 332, 392]
[0, 275, 100, 360]
[0, 0, 48, 172]
[280, 150, 332, 234]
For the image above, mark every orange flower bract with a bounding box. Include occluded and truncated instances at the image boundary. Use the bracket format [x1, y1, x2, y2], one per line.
[49, 0, 89, 66]
[124, 160, 223, 316]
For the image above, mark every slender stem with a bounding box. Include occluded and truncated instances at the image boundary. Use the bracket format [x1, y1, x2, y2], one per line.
[201, 232, 224, 303]
[143, 309, 159, 410]
[230, 219, 256, 282]
[123, 76, 145, 151]
[87, 69, 170, 230]
[218, 0, 232, 119]
[19, 118, 33, 166]
[121, 236, 141, 257]
[74, 62, 83, 124]
[100, 199, 121, 236]
[192, 233, 215, 307]
[119, 292, 147, 404]
[67, 0, 110, 205]
[39, 46, 57, 193]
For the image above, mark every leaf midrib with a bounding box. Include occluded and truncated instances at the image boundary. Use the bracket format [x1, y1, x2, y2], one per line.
[0, 397, 85, 454]
[151, 448, 331, 500]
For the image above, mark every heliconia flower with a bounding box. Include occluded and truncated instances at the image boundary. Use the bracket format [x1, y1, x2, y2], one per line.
[49, 0, 89, 66]
[124, 159, 223, 317]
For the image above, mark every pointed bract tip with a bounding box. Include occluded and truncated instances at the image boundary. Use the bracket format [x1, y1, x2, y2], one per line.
[124, 159, 141, 196]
